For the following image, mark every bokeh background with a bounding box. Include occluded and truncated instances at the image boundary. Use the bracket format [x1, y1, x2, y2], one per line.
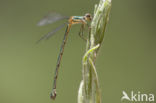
[0, 0, 155, 103]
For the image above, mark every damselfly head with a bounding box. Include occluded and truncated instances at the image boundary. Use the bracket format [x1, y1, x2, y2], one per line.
[84, 13, 92, 21]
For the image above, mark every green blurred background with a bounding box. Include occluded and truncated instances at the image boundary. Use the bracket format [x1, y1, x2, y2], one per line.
[0, 0, 155, 103]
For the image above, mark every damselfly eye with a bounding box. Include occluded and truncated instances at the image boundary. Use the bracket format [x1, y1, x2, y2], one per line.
[85, 13, 92, 20]
[85, 13, 91, 17]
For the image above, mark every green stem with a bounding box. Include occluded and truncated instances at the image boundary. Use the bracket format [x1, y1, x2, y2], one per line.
[78, 0, 112, 103]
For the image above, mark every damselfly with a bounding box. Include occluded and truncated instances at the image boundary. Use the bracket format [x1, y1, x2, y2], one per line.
[37, 12, 92, 100]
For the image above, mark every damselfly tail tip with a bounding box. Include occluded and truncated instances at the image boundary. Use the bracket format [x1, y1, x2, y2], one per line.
[50, 89, 57, 100]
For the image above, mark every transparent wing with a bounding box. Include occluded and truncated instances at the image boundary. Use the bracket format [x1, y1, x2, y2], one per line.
[37, 12, 69, 26]
[36, 22, 67, 43]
